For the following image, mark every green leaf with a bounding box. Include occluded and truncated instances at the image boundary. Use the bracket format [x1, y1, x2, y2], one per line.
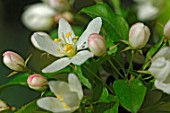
[15, 100, 39, 113]
[80, 2, 129, 47]
[75, 66, 92, 89]
[104, 98, 119, 113]
[0, 73, 29, 93]
[113, 78, 147, 113]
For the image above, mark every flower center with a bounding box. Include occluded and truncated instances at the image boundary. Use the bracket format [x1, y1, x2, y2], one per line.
[57, 95, 70, 109]
[54, 32, 79, 57]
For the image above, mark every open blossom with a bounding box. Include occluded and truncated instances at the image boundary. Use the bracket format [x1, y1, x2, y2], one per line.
[129, 22, 150, 49]
[148, 47, 170, 94]
[164, 20, 170, 39]
[37, 73, 83, 113]
[27, 74, 48, 90]
[31, 17, 102, 73]
[3, 51, 25, 71]
[22, 3, 56, 31]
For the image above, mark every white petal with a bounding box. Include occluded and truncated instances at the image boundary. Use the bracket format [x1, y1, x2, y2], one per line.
[152, 47, 170, 61]
[48, 81, 70, 96]
[155, 80, 170, 94]
[71, 50, 94, 65]
[63, 92, 80, 109]
[37, 97, 71, 113]
[76, 17, 102, 50]
[137, 2, 159, 21]
[58, 18, 75, 44]
[31, 32, 64, 57]
[148, 57, 170, 82]
[42, 57, 71, 73]
[68, 73, 83, 100]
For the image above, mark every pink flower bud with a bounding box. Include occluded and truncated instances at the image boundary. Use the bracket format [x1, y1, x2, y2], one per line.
[129, 22, 150, 49]
[164, 20, 170, 39]
[3, 51, 25, 71]
[88, 33, 107, 56]
[0, 100, 9, 112]
[27, 74, 48, 90]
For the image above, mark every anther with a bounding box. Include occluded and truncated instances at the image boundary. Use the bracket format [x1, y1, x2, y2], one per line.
[65, 32, 72, 38]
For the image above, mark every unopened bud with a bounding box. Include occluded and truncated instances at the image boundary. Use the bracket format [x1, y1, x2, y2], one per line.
[0, 100, 9, 112]
[88, 33, 106, 56]
[164, 20, 170, 39]
[27, 74, 48, 90]
[22, 3, 55, 31]
[3, 51, 25, 71]
[129, 22, 150, 49]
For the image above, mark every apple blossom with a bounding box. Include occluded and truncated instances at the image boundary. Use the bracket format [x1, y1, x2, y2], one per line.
[3, 51, 25, 71]
[22, 3, 56, 31]
[129, 22, 150, 49]
[37, 73, 83, 113]
[27, 74, 48, 90]
[164, 20, 170, 39]
[88, 33, 106, 56]
[148, 47, 170, 94]
[31, 17, 102, 73]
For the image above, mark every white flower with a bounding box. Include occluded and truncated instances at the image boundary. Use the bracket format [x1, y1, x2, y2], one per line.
[0, 100, 9, 112]
[22, 3, 56, 31]
[37, 73, 83, 113]
[148, 47, 170, 94]
[31, 17, 102, 73]
[164, 20, 170, 39]
[135, 1, 159, 21]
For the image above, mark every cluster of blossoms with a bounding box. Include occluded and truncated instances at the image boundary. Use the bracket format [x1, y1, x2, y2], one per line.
[22, 0, 74, 31]
[2, 17, 107, 112]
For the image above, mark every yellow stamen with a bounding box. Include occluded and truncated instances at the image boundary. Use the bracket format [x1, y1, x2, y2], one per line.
[57, 95, 64, 102]
[73, 39, 77, 43]
[64, 44, 73, 52]
[75, 36, 79, 39]
[63, 103, 70, 108]
[56, 48, 60, 52]
[60, 43, 63, 47]
[54, 38, 61, 42]
[65, 32, 72, 38]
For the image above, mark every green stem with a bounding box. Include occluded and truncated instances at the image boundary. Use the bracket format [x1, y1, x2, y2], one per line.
[84, 65, 114, 94]
[108, 59, 125, 79]
[126, 50, 135, 77]
[113, 57, 126, 75]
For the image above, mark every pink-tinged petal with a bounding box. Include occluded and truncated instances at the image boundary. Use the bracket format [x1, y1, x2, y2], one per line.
[58, 18, 75, 44]
[48, 81, 70, 96]
[76, 17, 102, 50]
[155, 80, 170, 94]
[42, 57, 71, 73]
[71, 50, 94, 65]
[31, 32, 64, 57]
[37, 97, 71, 113]
[68, 73, 83, 100]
